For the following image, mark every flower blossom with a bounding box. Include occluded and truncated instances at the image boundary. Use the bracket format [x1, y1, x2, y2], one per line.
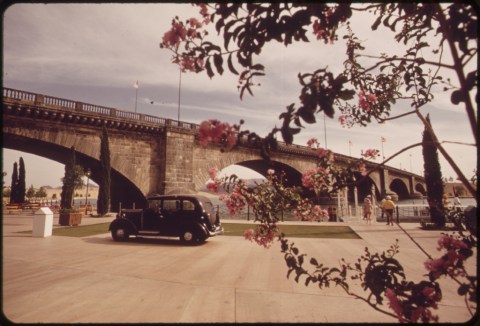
[293, 200, 329, 222]
[198, 119, 237, 149]
[302, 167, 330, 191]
[307, 138, 319, 148]
[162, 21, 187, 48]
[244, 223, 279, 248]
[219, 182, 248, 215]
[358, 91, 378, 112]
[208, 167, 218, 180]
[267, 169, 275, 175]
[436, 234, 468, 251]
[174, 54, 205, 73]
[424, 250, 467, 279]
[193, 3, 210, 24]
[361, 148, 380, 160]
[385, 288, 404, 320]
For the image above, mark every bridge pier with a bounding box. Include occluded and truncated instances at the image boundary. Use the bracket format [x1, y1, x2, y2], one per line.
[160, 130, 196, 195]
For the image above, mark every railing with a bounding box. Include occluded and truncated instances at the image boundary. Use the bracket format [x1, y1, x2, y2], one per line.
[2, 87, 196, 131]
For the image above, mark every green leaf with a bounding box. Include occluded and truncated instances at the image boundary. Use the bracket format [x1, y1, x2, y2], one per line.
[205, 58, 214, 79]
[451, 90, 464, 105]
[213, 54, 224, 75]
[227, 53, 239, 75]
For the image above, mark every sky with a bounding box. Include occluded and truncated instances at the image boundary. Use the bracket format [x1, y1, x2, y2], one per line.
[2, 3, 477, 189]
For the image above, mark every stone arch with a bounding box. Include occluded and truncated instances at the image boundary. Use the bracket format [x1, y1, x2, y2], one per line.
[3, 132, 145, 212]
[237, 160, 303, 187]
[415, 183, 426, 196]
[389, 178, 410, 200]
[347, 172, 381, 202]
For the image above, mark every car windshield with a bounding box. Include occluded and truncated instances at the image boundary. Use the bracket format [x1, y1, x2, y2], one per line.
[200, 199, 215, 216]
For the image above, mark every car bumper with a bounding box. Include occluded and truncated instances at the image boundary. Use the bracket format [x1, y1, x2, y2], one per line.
[208, 224, 224, 236]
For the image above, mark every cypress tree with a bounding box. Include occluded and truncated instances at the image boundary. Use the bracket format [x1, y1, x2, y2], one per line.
[97, 126, 111, 216]
[60, 146, 76, 210]
[10, 162, 18, 204]
[18, 157, 26, 204]
[422, 114, 445, 227]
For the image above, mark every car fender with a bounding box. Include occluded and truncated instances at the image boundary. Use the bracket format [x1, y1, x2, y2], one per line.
[180, 222, 208, 237]
[109, 218, 138, 235]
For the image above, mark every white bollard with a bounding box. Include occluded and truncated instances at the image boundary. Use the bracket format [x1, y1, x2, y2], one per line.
[33, 207, 53, 237]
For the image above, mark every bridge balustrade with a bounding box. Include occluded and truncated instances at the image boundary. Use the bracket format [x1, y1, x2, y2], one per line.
[81, 103, 112, 116]
[3, 88, 37, 102]
[43, 95, 77, 109]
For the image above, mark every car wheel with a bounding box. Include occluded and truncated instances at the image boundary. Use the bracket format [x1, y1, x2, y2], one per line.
[180, 228, 198, 244]
[112, 227, 129, 241]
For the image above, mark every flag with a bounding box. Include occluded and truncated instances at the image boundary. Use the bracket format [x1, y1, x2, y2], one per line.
[133, 80, 139, 89]
[381, 137, 386, 142]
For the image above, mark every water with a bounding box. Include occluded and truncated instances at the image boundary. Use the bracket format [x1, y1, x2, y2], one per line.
[396, 197, 477, 207]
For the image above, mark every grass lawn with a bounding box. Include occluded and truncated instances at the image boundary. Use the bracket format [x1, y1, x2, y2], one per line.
[18, 223, 111, 238]
[223, 223, 361, 239]
[18, 222, 360, 239]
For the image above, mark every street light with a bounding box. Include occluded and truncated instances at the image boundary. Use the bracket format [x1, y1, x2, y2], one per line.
[84, 169, 91, 215]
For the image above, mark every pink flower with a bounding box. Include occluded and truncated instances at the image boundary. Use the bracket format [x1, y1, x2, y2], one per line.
[206, 180, 220, 193]
[208, 167, 218, 180]
[307, 138, 318, 148]
[361, 148, 379, 160]
[244, 228, 255, 240]
[316, 147, 328, 158]
[437, 234, 468, 251]
[358, 91, 377, 112]
[267, 169, 275, 175]
[198, 119, 237, 149]
[188, 17, 202, 28]
[162, 22, 187, 48]
[385, 288, 404, 318]
[302, 167, 330, 191]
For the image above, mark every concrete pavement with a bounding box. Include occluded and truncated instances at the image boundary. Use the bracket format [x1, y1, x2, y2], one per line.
[2, 212, 476, 323]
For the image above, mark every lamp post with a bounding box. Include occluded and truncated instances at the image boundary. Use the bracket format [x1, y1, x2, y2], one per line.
[84, 169, 91, 215]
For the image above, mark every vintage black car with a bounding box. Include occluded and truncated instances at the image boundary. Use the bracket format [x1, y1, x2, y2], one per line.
[109, 194, 223, 244]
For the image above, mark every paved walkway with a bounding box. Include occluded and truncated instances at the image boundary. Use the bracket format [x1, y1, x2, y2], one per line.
[2, 211, 476, 323]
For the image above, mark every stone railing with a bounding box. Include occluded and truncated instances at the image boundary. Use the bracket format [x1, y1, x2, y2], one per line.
[3, 87, 198, 132]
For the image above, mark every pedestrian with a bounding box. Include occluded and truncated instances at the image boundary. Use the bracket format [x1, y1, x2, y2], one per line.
[379, 197, 385, 219]
[363, 195, 372, 224]
[382, 195, 396, 225]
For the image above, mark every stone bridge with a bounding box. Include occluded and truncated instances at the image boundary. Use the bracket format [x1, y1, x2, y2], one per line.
[3, 88, 426, 211]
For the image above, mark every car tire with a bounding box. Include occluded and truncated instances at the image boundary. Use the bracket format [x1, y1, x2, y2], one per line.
[180, 228, 198, 245]
[112, 227, 129, 241]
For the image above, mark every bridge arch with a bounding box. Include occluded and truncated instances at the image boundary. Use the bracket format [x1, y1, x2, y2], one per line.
[347, 172, 381, 202]
[415, 183, 426, 196]
[3, 131, 146, 211]
[389, 178, 410, 200]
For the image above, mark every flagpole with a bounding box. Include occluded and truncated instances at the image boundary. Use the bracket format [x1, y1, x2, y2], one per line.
[381, 137, 385, 162]
[349, 140, 352, 156]
[135, 86, 138, 113]
[177, 66, 181, 121]
[133, 80, 139, 113]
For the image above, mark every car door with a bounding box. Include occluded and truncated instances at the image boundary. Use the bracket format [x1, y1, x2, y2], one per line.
[160, 198, 181, 235]
[144, 199, 162, 231]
